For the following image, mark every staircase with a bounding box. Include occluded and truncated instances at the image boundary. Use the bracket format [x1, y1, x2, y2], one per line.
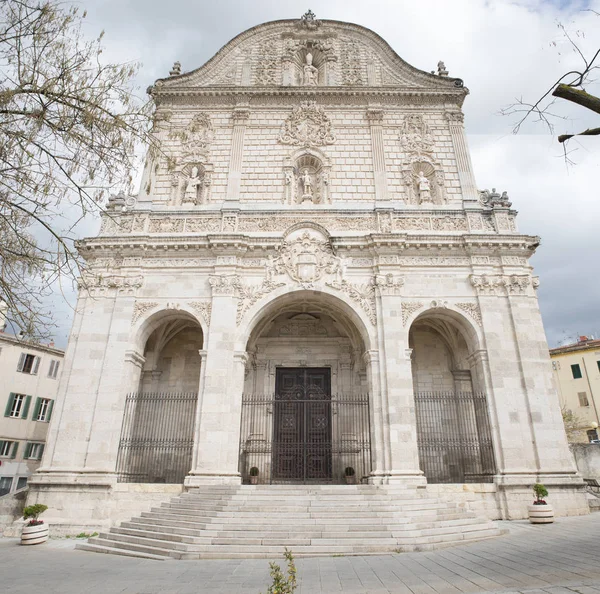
[76, 485, 506, 560]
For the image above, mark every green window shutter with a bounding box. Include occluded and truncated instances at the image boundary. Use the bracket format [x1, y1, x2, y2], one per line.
[32, 356, 40, 375]
[0, 440, 5, 453]
[24, 443, 32, 459]
[4, 393, 15, 417]
[46, 400, 54, 422]
[38, 444, 45, 461]
[16, 353, 25, 372]
[11, 442, 18, 459]
[21, 395, 32, 419]
[33, 397, 42, 421]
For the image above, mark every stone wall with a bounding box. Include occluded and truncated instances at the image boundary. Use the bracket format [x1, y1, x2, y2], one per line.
[570, 444, 600, 480]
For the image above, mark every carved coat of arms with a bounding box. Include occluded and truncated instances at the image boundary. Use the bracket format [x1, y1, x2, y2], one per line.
[269, 231, 341, 285]
[278, 101, 336, 147]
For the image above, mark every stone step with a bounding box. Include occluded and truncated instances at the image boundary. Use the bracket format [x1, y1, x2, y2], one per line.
[79, 484, 505, 560]
[75, 541, 169, 560]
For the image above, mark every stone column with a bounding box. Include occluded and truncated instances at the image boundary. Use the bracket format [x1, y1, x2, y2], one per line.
[225, 107, 250, 201]
[367, 108, 389, 202]
[446, 111, 479, 205]
[364, 350, 387, 483]
[373, 275, 425, 485]
[185, 274, 243, 486]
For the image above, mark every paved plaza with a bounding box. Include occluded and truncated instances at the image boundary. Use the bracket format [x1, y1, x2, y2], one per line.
[2, 514, 600, 593]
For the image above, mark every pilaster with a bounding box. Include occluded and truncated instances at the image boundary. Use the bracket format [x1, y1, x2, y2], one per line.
[367, 108, 389, 202]
[225, 107, 250, 201]
[185, 275, 244, 485]
[446, 111, 479, 206]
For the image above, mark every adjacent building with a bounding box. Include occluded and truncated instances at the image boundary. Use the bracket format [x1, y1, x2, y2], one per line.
[551, 336, 600, 443]
[0, 324, 64, 495]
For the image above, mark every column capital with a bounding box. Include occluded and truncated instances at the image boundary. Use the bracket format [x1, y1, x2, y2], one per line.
[363, 349, 380, 365]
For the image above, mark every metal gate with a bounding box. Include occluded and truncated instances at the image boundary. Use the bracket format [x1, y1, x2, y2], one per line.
[414, 391, 496, 483]
[115, 392, 197, 483]
[239, 393, 371, 484]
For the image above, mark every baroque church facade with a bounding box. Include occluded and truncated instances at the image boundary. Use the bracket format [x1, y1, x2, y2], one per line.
[30, 13, 587, 535]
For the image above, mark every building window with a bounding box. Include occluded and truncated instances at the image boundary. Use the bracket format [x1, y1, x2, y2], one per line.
[25, 442, 44, 460]
[578, 392, 590, 407]
[0, 440, 17, 458]
[48, 360, 60, 379]
[16, 477, 27, 490]
[0, 477, 13, 496]
[588, 429, 599, 442]
[4, 393, 31, 419]
[571, 364, 583, 379]
[17, 353, 40, 375]
[597, 360, 600, 374]
[34, 398, 54, 422]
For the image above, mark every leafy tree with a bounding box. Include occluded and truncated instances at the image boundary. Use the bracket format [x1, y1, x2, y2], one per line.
[0, 0, 153, 339]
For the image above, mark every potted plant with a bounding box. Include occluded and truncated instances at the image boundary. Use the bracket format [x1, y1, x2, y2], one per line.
[21, 504, 49, 545]
[344, 466, 356, 485]
[249, 466, 259, 485]
[528, 483, 554, 524]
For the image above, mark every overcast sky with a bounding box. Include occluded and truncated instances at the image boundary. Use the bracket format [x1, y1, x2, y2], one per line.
[45, 0, 599, 348]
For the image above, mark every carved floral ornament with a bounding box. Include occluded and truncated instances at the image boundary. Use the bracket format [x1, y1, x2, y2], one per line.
[278, 101, 336, 147]
[170, 113, 214, 161]
[79, 273, 143, 296]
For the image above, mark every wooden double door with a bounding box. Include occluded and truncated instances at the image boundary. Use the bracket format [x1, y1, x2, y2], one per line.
[272, 367, 332, 482]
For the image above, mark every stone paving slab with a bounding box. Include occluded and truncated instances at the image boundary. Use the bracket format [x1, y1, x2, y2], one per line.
[2, 514, 600, 593]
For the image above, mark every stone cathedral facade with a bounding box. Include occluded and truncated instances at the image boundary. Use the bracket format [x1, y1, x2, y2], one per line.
[30, 13, 586, 532]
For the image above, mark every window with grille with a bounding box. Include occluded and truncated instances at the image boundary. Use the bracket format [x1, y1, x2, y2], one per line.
[578, 392, 590, 407]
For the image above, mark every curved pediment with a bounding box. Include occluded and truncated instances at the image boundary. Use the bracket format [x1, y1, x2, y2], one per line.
[153, 15, 464, 92]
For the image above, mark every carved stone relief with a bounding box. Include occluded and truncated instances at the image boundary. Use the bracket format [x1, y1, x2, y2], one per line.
[455, 302, 483, 327]
[189, 301, 212, 327]
[255, 39, 279, 85]
[326, 278, 377, 326]
[267, 228, 342, 286]
[340, 37, 363, 85]
[236, 278, 286, 324]
[278, 101, 336, 147]
[401, 301, 424, 326]
[470, 274, 533, 296]
[131, 301, 159, 326]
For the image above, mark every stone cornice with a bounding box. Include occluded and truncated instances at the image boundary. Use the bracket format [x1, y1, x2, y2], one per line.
[77, 233, 540, 260]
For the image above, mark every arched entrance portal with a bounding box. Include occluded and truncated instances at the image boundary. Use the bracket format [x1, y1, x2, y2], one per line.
[239, 292, 372, 484]
[409, 311, 496, 484]
[116, 312, 204, 484]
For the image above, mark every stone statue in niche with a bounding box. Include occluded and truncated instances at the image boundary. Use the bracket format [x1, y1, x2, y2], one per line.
[301, 169, 314, 201]
[302, 53, 318, 86]
[417, 171, 432, 203]
[183, 166, 202, 204]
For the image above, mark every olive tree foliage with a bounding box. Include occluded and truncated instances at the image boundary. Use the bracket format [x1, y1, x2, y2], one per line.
[0, 0, 154, 339]
[501, 12, 599, 151]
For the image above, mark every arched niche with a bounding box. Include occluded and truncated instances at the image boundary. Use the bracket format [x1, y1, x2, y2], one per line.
[116, 311, 205, 485]
[408, 309, 496, 484]
[170, 161, 213, 206]
[402, 156, 447, 206]
[283, 148, 331, 204]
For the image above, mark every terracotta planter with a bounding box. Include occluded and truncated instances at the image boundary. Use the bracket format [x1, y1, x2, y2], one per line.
[528, 503, 554, 524]
[250, 476, 258, 485]
[21, 522, 49, 545]
[345, 475, 356, 485]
